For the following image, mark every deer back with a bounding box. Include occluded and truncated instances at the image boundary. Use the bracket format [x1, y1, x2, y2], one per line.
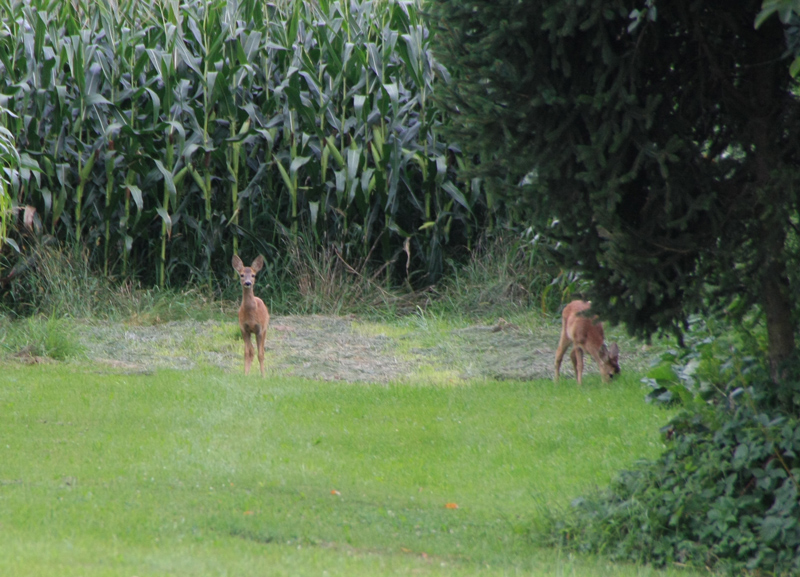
[563, 300, 620, 381]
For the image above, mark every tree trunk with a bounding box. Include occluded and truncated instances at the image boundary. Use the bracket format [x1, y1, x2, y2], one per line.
[748, 29, 795, 383]
[762, 262, 795, 382]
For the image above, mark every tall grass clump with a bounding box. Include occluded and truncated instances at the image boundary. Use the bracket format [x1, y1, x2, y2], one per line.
[0, 0, 498, 302]
[282, 232, 418, 316]
[1, 239, 127, 318]
[213, 229, 420, 317]
[427, 231, 583, 320]
[0, 314, 84, 359]
[0, 237, 221, 323]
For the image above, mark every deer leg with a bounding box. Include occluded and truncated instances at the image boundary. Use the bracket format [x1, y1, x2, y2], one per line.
[590, 349, 612, 383]
[256, 326, 266, 377]
[554, 332, 571, 382]
[242, 329, 254, 376]
[571, 347, 585, 385]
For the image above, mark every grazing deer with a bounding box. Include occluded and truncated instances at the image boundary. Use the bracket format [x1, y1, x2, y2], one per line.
[232, 254, 270, 377]
[554, 300, 620, 385]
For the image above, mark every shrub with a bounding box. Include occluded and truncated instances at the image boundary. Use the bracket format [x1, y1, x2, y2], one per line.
[545, 318, 800, 575]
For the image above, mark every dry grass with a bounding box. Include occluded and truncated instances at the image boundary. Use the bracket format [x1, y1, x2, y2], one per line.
[19, 312, 657, 385]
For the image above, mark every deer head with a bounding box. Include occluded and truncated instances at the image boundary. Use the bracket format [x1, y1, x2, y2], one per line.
[232, 254, 264, 289]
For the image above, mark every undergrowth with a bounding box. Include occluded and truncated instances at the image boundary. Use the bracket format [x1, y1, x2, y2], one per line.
[0, 239, 221, 322]
[426, 230, 581, 320]
[544, 317, 800, 575]
[2, 232, 575, 324]
[269, 232, 420, 316]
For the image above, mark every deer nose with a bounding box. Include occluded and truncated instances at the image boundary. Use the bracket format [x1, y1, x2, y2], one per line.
[244, 280, 252, 287]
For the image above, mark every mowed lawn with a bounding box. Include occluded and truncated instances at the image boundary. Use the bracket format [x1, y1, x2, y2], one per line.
[0, 363, 700, 576]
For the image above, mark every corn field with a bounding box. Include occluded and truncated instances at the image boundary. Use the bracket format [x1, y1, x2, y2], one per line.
[0, 0, 489, 291]
[0, 100, 14, 254]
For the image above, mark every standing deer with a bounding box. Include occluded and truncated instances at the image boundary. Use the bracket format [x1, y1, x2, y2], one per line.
[554, 300, 620, 385]
[232, 254, 270, 377]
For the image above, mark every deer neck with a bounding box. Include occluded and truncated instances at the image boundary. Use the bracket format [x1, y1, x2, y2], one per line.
[241, 285, 257, 307]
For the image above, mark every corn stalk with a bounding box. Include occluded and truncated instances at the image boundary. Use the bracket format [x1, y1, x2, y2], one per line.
[0, 0, 491, 290]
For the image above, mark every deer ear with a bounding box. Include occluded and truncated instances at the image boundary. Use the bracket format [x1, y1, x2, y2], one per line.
[232, 254, 244, 272]
[608, 343, 619, 359]
[251, 255, 264, 273]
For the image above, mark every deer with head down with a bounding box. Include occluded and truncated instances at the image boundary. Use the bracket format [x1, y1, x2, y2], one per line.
[232, 254, 270, 377]
[554, 300, 620, 385]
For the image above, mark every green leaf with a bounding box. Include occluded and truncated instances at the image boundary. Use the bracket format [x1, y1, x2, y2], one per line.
[187, 164, 207, 195]
[308, 200, 319, 227]
[347, 148, 360, 182]
[206, 71, 218, 101]
[276, 160, 294, 194]
[127, 184, 143, 211]
[382, 83, 399, 111]
[154, 159, 177, 198]
[87, 93, 112, 106]
[326, 137, 344, 169]
[790, 56, 800, 78]
[155, 206, 172, 233]
[442, 181, 471, 212]
[646, 363, 678, 382]
[174, 34, 201, 75]
[290, 156, 311, 175]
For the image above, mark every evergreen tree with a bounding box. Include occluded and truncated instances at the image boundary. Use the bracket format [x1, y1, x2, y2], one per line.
[428, 0, 800, 379]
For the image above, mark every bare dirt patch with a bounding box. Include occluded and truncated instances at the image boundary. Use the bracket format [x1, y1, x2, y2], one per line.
[75, 314, 656, 383]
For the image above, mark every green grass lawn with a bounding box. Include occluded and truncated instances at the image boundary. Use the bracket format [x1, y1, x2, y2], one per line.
[0, 362, 702, 576]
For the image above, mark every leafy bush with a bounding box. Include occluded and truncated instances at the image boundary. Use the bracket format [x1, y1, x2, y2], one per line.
[643, 315, 765, 407]
[545, 318, 800, 575]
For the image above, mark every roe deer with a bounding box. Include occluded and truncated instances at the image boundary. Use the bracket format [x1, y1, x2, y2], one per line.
[232, 254, 270, 377]
[554, 300, 620, 385]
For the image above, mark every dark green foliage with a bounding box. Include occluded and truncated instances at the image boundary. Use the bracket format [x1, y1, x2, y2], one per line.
[643, 315, 766, 406]
[545, 320, 800, 574]
[556, 408, 800, 574]
[428, 0, 800, 366]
